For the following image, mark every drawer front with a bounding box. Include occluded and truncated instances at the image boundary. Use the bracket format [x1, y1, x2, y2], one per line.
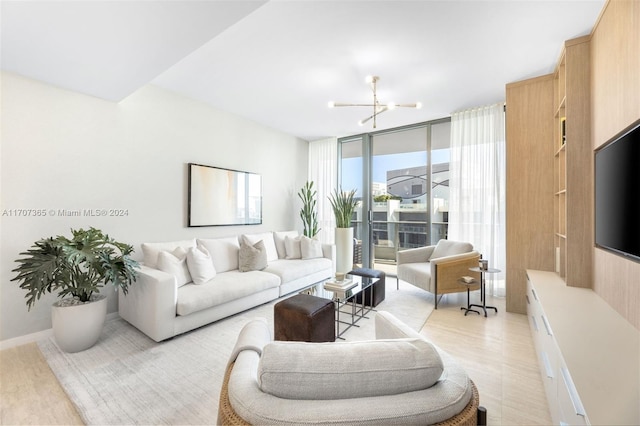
[558, 365, 589, 425]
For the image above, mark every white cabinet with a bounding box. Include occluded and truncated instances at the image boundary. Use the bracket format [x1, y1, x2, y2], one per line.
[526, 270, 640, 426]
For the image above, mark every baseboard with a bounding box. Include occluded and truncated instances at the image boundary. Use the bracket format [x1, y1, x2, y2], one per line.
[0, 311, 121, 350]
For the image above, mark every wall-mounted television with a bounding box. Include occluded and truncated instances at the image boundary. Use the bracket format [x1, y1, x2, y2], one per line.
[188, 163, 262, 227]
[594, 119, 640, 262]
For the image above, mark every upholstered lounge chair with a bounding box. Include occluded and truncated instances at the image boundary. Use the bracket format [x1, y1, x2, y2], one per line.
[218, 311, 486, 425]
[397, 239, 481, 309]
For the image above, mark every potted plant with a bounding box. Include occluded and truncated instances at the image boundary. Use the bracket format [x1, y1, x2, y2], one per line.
[328, 187, 358, 273]
[11, 227, 138, 352]
[298, 181, 320, 238]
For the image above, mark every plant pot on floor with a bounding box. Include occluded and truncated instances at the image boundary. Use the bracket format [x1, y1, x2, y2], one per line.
[52, 294, 107, 353]
[335, 227, 354, 274]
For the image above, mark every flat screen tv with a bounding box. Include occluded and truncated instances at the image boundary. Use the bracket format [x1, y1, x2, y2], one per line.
[594, 119, 640, 262]
[188, 163, 262, 227]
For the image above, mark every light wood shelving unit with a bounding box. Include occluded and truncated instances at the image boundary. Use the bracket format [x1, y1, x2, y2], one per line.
[552, 36, 592, 288]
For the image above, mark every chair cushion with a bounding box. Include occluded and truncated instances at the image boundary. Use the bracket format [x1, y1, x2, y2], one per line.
[430, 239, 473, 260]
[196, 237, 239, 273]
[257, 338, 444, 400]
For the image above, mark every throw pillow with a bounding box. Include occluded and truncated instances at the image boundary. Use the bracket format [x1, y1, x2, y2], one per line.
[141, 239, 196, 269]
[239, 237, 268, 272]
[241, 232, 279, 262]
[274, 230, 299, 259]
[300, 235, 323, 259]
[186, 246, 216, 284]
[156, 247, 192, 287]
[284, 235, 302, 259]
[258, 338, 444, 400]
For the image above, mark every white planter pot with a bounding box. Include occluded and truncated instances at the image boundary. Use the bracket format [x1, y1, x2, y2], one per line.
[335, 227, 354, 274]
[51, 294, 107, 353]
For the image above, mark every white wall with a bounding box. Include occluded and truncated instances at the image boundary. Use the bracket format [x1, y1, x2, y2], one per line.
[0, 72, 309, 341]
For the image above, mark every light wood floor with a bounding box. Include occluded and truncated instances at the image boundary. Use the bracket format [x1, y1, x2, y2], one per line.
[420, 291, 552, 425]
[0, 291, 551, 425]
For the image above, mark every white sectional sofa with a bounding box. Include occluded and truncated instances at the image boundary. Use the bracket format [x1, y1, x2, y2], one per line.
[119, 231, 335, 342]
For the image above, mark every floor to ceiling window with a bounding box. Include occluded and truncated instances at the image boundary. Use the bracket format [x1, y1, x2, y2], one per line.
[339, 118, 451, 275]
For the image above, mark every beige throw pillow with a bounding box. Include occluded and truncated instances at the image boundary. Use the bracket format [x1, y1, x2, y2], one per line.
[239, 237, 268, 272]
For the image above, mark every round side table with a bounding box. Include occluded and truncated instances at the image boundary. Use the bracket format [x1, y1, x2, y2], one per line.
[467, 266, 499, 317]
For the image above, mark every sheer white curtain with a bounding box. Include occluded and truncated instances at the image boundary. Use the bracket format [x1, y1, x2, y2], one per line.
[308, 137, 338, 245]
[448, 103, 506, 297]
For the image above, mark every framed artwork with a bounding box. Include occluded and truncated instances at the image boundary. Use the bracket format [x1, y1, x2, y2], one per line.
[188, 163, 262, 227]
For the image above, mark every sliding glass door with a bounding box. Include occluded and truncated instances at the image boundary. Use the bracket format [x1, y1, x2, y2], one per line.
[339, 119, 451, 275]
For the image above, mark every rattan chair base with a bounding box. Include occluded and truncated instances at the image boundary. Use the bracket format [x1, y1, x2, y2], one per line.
[217, 361, 481, 426]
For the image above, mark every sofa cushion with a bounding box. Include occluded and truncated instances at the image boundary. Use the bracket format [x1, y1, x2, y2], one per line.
[264, 258, 331, 284]
[197, 237, 239, 273]
[186, 246, 217, 284]
[156, 247, 192, 287]
[300, 236, 323, 259]
[257, 338, 444, 400]
[430, 239, 473, 260]
[284, 235, 302, 259]
[141, 239, 196, 269]
[242, 232, 278, 262]
[274, 230, 299, 259]
[239, 237, 268, 272]
[176, 270, 280, 316]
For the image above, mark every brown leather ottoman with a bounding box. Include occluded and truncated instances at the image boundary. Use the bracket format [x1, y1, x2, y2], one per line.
[349, 268, 386, 307]
[274, 293, 335, 342]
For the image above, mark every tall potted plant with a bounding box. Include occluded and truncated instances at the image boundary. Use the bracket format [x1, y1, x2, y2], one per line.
[328, 187, 358, 273]
[11, 227, 138, 352]
[298, 181, 320, 238]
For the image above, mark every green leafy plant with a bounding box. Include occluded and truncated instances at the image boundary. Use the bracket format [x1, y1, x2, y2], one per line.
[373, 194, 402, 202]
[298, 181, 320, 238]
[328, 187, 358, 228]
[11, 227, 139, 310]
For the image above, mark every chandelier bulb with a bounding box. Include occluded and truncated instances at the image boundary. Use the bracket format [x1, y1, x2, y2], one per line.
[328, 101, 335, 108]
[415, 102, 423, 109]
[387, 102, 397, 110]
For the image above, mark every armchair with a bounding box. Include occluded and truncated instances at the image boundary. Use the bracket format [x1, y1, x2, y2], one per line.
[397, 239, 481, 309]
[218, 311, 484, 425]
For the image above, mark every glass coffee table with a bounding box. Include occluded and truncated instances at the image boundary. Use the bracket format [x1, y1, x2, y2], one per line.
[303, 274, 379, 339]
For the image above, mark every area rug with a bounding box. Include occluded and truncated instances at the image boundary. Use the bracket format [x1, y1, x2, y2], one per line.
[38, 280, 434, 425]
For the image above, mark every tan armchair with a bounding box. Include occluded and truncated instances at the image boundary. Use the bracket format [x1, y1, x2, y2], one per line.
[397, 239, 481, 308]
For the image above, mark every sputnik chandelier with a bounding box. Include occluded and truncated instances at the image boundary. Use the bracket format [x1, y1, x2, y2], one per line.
[328, 75, 422, 128]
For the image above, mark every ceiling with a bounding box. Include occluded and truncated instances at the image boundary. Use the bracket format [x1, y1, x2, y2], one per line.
[1, 0, 605, 141]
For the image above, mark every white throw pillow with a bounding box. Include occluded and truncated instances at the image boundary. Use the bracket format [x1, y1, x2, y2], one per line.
[141, 239, 196, 269]
[242, 232, 278, 262]
[156, 247, 192, 287]
[274, 230, 299, 259]
[300, 235, 323, 259]
[258, 338, 444, 400]
[284, 235, 302, 259]
[186, 246, 216, 284]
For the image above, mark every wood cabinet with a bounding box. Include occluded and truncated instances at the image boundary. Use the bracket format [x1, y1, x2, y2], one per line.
[526, 270, 640, 425]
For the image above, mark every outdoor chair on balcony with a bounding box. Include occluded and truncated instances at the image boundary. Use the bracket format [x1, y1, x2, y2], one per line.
[397, 239, 481, 309]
